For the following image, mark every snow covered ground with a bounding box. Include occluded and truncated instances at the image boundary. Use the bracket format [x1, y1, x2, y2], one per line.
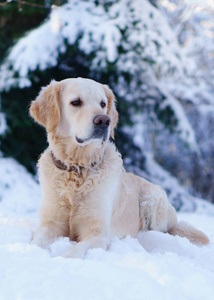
[1, 157, 214, 300]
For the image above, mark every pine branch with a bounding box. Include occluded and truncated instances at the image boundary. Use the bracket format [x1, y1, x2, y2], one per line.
[0, 0, 50, 8]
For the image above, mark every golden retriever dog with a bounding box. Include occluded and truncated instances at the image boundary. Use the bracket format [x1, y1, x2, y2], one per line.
[30, 78, 209, 258]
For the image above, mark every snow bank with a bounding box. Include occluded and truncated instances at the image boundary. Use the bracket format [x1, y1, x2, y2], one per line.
[0, 157, 214, 300]
[0, 157, 40, 217]
[0, 212, 214, 300]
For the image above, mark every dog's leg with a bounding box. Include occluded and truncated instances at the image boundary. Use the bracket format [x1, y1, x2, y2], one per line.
[63, 235, 108, 258]
[139, 180, 209, 245]
[63, 172, 120, 258]
[155, 189, 210, 245]
[31, 210, 70, 248]
[31, 225, 59, 248]
[31, 176, 70, 248]
[63, 208, 110, 258]
[31, 221, 69, 248]
[63, 213, 110, 258]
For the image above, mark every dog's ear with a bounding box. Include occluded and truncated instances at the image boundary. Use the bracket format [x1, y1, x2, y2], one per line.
[103, 85, 118, 139]
[30, 80, 61, 133]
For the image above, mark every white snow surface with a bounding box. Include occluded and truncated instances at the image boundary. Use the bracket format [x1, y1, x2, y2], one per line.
[1, 157, 214, 300]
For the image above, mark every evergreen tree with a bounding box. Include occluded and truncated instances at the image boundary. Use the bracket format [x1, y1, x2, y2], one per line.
[0, 0, 213, 208]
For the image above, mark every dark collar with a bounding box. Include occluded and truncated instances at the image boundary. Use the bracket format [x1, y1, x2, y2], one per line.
[51, 151, 97, 173]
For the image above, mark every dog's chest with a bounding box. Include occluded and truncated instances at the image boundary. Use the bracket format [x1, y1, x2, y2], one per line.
[54, 166, 104, 204]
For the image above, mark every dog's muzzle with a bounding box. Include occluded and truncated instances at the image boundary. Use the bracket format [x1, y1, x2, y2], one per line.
[76, 114, 111, 144]
[92, 114, 110, 141]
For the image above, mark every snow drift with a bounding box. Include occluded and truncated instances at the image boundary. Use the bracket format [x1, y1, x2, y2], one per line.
[1, 157, 214, 300]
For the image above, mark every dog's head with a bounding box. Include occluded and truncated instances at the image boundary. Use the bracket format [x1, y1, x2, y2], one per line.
[30, 78, 118, 147]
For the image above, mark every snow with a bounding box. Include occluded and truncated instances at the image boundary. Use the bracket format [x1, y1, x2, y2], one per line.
[0, 96, 7, 135]
[0, 157, 40, 217]
[159, 94, 199, 153]
[0, 0, 188, 91]
[1, 157, 214, 300]
[0, 112, 7, 135]
[0, 1, 214, 295]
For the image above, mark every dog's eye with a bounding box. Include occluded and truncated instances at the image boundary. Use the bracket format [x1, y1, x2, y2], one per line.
[71, 98, 82, 107]
[100, 101, 106, 108]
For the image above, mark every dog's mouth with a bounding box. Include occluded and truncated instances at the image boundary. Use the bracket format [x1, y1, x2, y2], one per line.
[76, 131, 109, 146]
[76, 114, 110, 146]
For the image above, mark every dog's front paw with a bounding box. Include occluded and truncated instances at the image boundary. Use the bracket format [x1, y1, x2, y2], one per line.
[63, 237, 108, 259]
[31, 236, 49, 249]
[63, 242, 88, 259]
[31, 226, 55, 249]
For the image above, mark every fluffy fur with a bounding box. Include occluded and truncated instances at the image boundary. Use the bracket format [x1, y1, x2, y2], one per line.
[30, 78, 209, 258]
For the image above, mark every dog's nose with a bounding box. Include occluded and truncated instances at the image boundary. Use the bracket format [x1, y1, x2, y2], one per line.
[93, 115, 111, 127]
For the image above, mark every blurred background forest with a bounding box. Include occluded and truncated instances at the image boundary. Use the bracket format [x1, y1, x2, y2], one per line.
[0, 0, 213, 211]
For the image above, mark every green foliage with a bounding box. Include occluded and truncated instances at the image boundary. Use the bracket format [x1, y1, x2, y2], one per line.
[155, 102, 178, 131]
[0, 0, 47, 63]
[1, 86, 46, 173]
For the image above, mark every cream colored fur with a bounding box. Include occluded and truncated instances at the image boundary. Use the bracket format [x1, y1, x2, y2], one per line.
[30, 78, 209, 258]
